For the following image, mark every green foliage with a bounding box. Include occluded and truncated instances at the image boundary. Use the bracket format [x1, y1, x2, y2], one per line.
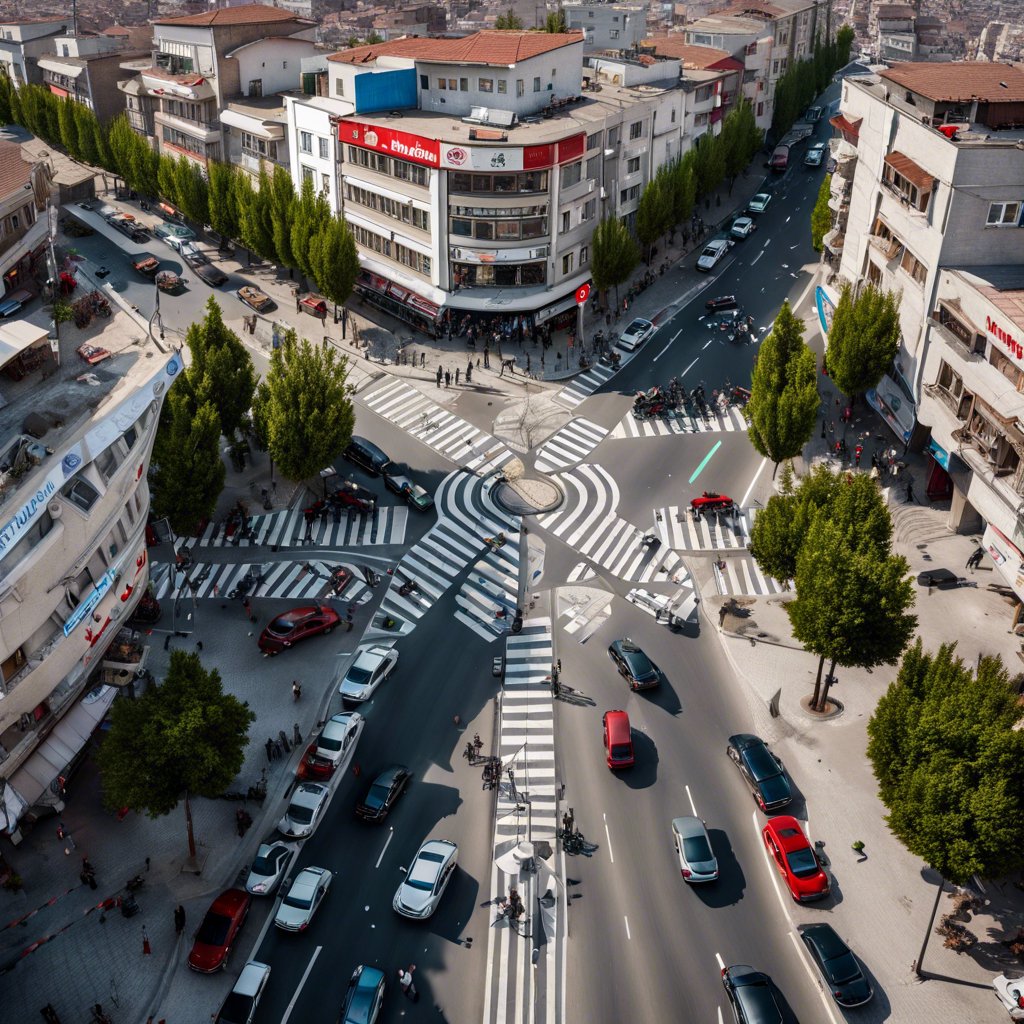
[544, 10, 567, 32]
[207, 161, 241, 241]
[269, 165, 296, 271]
[52, 298, 74, 324]
[253, 331, 355, 481]
[0, 72, 13, 124]
[151, 388, 226, 536]
[57, 98, 79, 160]
[694, 133, 726, 199]
[311, 216, 360, 309]
[173, 154, 209, 225]
[157, 155, 178, 208]
[289, 175, 321, 280]
[867, 641, 1024, 884]
[668, 151, 697, 226]
[635, 176, 671, 260]
[771, 34, 850, 139]
[721, 97, 762, 182]
[810, 173, 832, 252]
[183, 296, 257, 440]
[239, 169, 276, 262]
[826, 283, 901, 399]
[746, 301, 820, 473]
[787, 515, 916, 709]
[590, 216, 639, 302]
[836, 25, 854, 68]
[495, 9, 524, 29]
[97, 650, 255, 823]
[366, 32, 384, 44]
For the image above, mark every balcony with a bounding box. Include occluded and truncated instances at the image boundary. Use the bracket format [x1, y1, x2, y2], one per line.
[154, 109, 221, 142]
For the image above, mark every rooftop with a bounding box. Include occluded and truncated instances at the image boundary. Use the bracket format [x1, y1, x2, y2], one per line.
[950, 266, 1024, 332]
[154, 3, 310, 27]
[643, 36, 743, 71]
[328, 30, 584, 67]
[879, 61, 1024, 104]
[715, 0, 820, 19]
[685, 13, 773, 35]
[0, 138, 34, 199]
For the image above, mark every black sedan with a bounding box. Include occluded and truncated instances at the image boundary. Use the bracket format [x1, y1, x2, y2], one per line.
[800, 924, 873, 1006]
[355, 765, 411, 822]
[721, 964, 785, 1024]
[726, 733, 792, 812]
[608, 638, 660, 691]
[182, 246, 229, 287]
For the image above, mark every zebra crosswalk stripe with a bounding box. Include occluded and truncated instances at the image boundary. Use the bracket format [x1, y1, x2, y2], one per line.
[609, 404, 748, 439]
[654, 505, 755, 551]
[553, 363, 615, 408]
[534, 417, 609, 473]
[714, 555, 786, 596]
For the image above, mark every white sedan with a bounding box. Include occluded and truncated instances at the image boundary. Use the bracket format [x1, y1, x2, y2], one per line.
[730, 216, 756, 240]
[244, 842, 295, 896]
[696, 238, 733, 272]
[337, 645, 398, 704]
[747, 192, 772, 214]
[393, 838, 458, 919]
[616, 317, 655, 352]
[274, 866, 332, 932]
[311, 711, 364, 770]
[277, 782, 330, 839]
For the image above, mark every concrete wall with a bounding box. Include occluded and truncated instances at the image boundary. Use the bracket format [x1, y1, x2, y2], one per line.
[226, 37, 316, 99]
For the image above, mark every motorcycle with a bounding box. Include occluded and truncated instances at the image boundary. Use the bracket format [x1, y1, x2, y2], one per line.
[599, 350, 621, 368]
[228, 569, 263, 600]
[398, 576, 418, 597]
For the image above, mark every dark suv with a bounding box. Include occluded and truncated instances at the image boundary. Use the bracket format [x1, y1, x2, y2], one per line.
[721, 965, 784, 1024]
[726, 733, 792, 811]
[608, 638, 660, 690]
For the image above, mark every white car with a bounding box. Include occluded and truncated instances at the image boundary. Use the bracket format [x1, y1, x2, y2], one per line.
[616, 317, 655, 352]
[804, 142, 827, 167]
[213, 960, 271, 1024]
[696, 238, 732, 272]
[337, 646, 398, 704]
[277, 782, 330, 839]
[730, 216, 756, 239]
[747, 192, 772, 214]
[393, 838, 458, 919]
[311, 712, 365, 773]
[244, 842, 295, 896]
[671, 815, 719, 883]
[274, 866, 332, 932]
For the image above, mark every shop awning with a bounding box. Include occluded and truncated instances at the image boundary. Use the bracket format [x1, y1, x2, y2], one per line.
[0, 320, 49, 370]
[7, 686, 117, 821]
[356, 271, 441, 321]
[883, 151, 934, 191]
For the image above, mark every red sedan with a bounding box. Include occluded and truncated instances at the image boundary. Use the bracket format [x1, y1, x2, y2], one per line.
[187, 888, 251, 973]
[258, 604, 341, 655]
[762, 816, 830, 902]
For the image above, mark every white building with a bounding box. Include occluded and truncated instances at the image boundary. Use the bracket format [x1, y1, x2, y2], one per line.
[0, 17, 70, 88]
[285, 30, 687, 333]
[563, 1, 648, 52]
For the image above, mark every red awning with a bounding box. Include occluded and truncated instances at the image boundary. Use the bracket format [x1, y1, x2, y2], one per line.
[829, 114, 861, 142]
[407, 293, 440, 318]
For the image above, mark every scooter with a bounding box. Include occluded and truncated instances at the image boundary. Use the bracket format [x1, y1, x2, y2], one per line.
[228, 570, 263, 600]
[398, 577, 418, 597]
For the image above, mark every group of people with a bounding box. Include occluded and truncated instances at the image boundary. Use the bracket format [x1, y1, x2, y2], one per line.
[498, 887, 525, 924]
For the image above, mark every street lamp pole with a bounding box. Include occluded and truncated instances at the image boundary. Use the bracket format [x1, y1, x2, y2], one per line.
[913, 873, 945, 977]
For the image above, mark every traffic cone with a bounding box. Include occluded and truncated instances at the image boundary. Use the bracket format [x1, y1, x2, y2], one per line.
[142, 926, 151, 955]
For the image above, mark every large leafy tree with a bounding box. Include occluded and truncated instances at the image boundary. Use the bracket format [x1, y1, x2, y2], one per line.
[810, 172, 832, 251]
[97, 650, 255, 861]
[590, 216, 638, 306]
[240, 168, 276, 263]
[827, 283, 901, 400]
[788, 516, 916, 711]
[207, 161, 241, 241]
[668, 151, 698, 227]
[253, 331, 355, 481]
[183, 296, 257, 440]
[746, 301, 820, 475]
[694, 133, 726, 199]
[836, 25, 855, 68]
[157, 155, 178, 208]
[635, 177, 671, 264]
[868, 642, 1024, 884]
[311, 216, 360, 311]
[173, 154, 209, 225]
[269, 164, 297, 272]
[151, 390, 226, 535]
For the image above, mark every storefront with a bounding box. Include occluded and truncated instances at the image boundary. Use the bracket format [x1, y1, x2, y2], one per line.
[355, 270, 442, 336]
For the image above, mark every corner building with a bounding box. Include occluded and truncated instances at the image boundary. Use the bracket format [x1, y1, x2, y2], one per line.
[285, 30, 688, 334]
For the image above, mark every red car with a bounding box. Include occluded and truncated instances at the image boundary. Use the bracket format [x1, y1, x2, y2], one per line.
[761, 816, 830, 902]
[187, 888, 251, 973]
[258, 604, 341, 655]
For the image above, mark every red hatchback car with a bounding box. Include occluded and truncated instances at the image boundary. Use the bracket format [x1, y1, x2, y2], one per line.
[762, 816, 830, 902]
[258, 604, 341, 655]
[187, 888, 251, 973]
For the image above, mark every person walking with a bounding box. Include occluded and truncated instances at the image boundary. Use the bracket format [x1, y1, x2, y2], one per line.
[436, 366, 443, 388]
[292, 681, 302, 701]
[455, 367, 460, 385]
[444, 370, 451, 388]
[466, 361, 473, 383]
[398, 965, 418, 1000]
[265, 737, 275, 762]
[966, 546, 984, 571]
[174, 905, 186, 936]
[905, 480, 915, 503]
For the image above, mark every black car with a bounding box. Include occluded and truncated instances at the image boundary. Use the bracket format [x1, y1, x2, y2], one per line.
[721, 964, 785, 1024]
[355, 765, 411, 822]
[608, 638, 660, 690]
[800, 924, 873, 1007]
[705, 294, 738, 313]
[183, 249, 229, 287]
[726, 733, 792, 811]
[339, 965, 385, 1024]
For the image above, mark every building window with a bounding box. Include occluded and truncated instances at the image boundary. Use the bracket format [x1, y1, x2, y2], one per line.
[882, 162, 930, 212]
[534, 77, 541, 92]
[582, 198, 596, 221]
[321, 173, 330, 194]
[460, 78, 469, 91]
[497, 80, 507, 94]
[348, 146, 429, 187]
[453, 262, 546, 289]
[586, 131, 602, 151]
[561, 161, 582, 188]
[299, 131, 312, 154]
[562, 211, 571, 232]
[241, 132, 278, 160]
[619, 185, 640, 203]
[517, 79, 525, 97]
[438, 78, 446, 90]
[62, 477, 100, 513]
[757, 102, 764, 117]
[610, 29, 619, 39]
[346, 183, 431, 230]
[248, 79, 262, 98]
[420, 74, 428, 89]
[351, 223, 431, 275]
[627, 157, 640, 174]
[987, 201, 1022, 227]
[772, 60, 779, 75]
[899, 247, 927, 285]
[337, 77, 346, 96]
[562, 252, 574, 274]
[449, 170, 548, 195]
[580, 245, 589, 266]
[479, 78, 493, 93]
[629, 121, 642, 140]
[319, 136, 329, 160]
[448, 79, 457, 90]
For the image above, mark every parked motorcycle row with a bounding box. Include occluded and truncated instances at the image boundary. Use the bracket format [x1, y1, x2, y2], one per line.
[632, 379, 751, 421]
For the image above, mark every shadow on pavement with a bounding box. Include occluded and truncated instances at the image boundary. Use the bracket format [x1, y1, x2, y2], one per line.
[617, 730, 658, 789]
[694, 829, 746, 908]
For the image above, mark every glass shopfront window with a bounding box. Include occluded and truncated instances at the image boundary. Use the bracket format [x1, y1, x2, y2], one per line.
[453, 262, 547, 288]
[449, 170, 548, 195]
[449, 205, 548, 241]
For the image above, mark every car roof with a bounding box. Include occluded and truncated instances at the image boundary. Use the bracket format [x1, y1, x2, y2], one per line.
[234, 961, 271, 996]
[211, 888, 250, 914]
[325, 712, 360, 734]
[409, 839, 455, 880]
[353, 645, 388, 668]
[672, 815, 706, 838]
[292, 782, 328, 806]
[802, 923, 848, 958]
[291, 866, 326, 890]
[766, 816, 808, 850]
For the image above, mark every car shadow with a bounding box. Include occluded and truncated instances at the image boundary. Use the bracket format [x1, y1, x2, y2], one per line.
[693, 829, 747, 908]
[643, 678, 684, 717]
[427, 865, 481, 945]
[617, 730, 658, 789]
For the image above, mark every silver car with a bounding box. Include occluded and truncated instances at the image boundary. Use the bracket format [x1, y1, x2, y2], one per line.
[274, 866, 332, 932]
[672, 815, 719, 883]
[393, 838, 458, 919]
[244, 842, 295, 896]
[696, 238, 732, 271]
[311, 711, 365, 770]
[213, 960, 271, 1024]
[337, 646, 398, 704]
[277, 782, 330, 839]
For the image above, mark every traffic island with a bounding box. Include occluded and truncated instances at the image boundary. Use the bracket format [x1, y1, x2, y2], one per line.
[492, 475, 563, 516]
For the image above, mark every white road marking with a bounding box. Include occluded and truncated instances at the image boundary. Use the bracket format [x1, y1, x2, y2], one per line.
[624, 915, 631, 940]
[682, 357, 699, 377]
[750, 250, 763, 265]
[686, 784, 698, 817]
[786, 215, 791, 223]
[739, 457, 768, 509]
[703, 338, 714, 349]
[718, 1008, 725, 1024]
[603, 812, 615, 864]
[652, 333, 677, 361]
[375, 827, 395, 869]
[788, 930, 843, 1024]
[715, 952, 726, 971]
[280, 945, 322, 1024]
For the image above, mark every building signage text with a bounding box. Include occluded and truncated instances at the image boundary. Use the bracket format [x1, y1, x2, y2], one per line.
[339, 121, 440, 167]
[987, 315, 1023, 364]
[63, 570, 116, 637]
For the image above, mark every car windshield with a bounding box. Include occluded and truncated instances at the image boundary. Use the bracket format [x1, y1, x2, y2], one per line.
[218, 991, 254, 1023]
[611, 744, 631, 759]
[270, 618, 296, 634]
[825, 951, 861, 984]
[318, 732, 343, 752]
[345, 665, 372, 686]
[786, 847, 820, 878]
[287, 803, 313, 823]
[625, 319, 646, 333]
[251, 850, 283, 874]
[744, 745, 780, 781]
[196, 912, 231, 946]
[283, 890, 314, 910]
[702, 247, 717, 257]
[682, 835, 712, 863]
[367, 784, 390, 807]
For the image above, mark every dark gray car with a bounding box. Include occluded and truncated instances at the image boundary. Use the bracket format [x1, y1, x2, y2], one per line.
[726, 734, 792, 811]
[800, 924, 873, 1006]
[721, 964, 785, 1024]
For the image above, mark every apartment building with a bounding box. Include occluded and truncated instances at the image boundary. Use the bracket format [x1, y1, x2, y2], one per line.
[684, 0, 828, 133]
[284, 30, 686, 335]
[0, 139, 48, 298]
[117, 3, 316, 167]
[819, 62, 1024, 595]
[563, 1, 648, 52]
[36, 34, 149, 125]
[0, 17, 70, 87]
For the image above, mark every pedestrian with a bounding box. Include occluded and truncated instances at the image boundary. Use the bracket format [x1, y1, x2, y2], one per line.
[292, 681, 302, 701]
[526, 353, 531, 373]
[905, 480, 915, 503]
[455, 367, 460, 385]
[466, 362, 472, 383]
[556, 658, 562, 674]
[444, 370, 451, 388]
[398, 965, 418, 1000]
[436, 366, 442, 388]
[820, 420, 826, 440]
[265, 737, 275, 762]
[273, 739, 283, 759]
[174, 905, 186, 936]
[966, 546, 984, 571]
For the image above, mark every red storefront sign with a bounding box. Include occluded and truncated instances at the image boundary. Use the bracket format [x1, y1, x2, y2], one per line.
[339, 121, 440, 168]
[523, 144, 554, 169]
[557, 133, 585, 164]
[987, 315, 1023, 364]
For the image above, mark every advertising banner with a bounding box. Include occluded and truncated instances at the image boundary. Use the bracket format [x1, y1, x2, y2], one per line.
[440, 143, 555, 171]
[338, 121, 440, 167]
